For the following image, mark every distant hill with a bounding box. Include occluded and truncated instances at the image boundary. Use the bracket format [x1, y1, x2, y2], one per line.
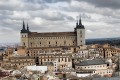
[0, 43, 20, 48]
[86, 37, 120, 46]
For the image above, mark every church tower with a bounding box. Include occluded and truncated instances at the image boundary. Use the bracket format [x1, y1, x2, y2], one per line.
[74, 17, 85, 46]
[20, 21, 30, 47]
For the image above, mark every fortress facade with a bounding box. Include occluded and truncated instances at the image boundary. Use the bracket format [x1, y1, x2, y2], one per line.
[20, 18, 85, 48]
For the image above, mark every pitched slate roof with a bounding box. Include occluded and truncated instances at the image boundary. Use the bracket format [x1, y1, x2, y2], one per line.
[28, 32, 76, 37]
[76, 59, 106, 66]
[92, 77, 120, 80]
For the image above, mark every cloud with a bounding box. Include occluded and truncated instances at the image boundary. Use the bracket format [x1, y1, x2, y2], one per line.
[42, 0, 71, 3]
[78, 0, 120, 9]
[0, 0, 120, 43]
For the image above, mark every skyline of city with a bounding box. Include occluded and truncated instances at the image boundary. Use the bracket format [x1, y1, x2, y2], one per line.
[0, 0, 120, 43]
[1, 0, 120, 80]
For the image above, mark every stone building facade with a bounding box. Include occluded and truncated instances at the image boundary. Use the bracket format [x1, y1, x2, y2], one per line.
[75, 59, 113, 77]
[20, 18, 85, 48]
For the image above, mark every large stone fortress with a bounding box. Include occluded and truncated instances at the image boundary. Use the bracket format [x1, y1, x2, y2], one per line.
[20, 18, 85, 48]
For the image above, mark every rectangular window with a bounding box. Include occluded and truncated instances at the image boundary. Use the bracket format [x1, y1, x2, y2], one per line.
[64, 41, 66, 45]
[80, 31, 82, 34]
[73, 41, 74, 45]
[80, 35, 82, 37]
[49, 41, 50, 44]
[31, 43, 32, 47]
[58, 58, 60, 62]
[65, 58, 67, 62]
[56, 41, 57, 46]
[62, 58, 63, 61]
[68, 58, 70, 62]
[23, 42, 25, 46]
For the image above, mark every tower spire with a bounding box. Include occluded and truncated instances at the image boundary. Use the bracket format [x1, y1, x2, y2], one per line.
[79, 15, 82, 25]
[27, 23, 29, 32]
[75, 14, 84, 29]
[76, 16, 78, 27]
[23, 20, 25, 30]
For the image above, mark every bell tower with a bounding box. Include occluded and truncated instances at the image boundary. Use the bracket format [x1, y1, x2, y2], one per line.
[74, 17, 85, 46]
[20, 21, 30, 47]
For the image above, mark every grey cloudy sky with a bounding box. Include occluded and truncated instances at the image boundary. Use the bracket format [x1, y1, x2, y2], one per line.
[0, 0, 120, 43]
